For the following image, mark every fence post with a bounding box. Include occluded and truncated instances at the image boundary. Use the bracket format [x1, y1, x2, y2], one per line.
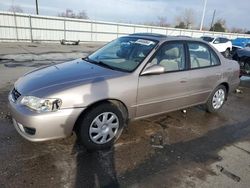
[91, 20, 93, 41]
[13, 12, 19, 41]
[29, 15, 33, 42]
[117, 24, 119, 38]
[64, 18, 66, 40]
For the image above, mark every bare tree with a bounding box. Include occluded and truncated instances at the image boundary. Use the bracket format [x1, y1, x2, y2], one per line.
[231, 27, 246, 34]
[137, 16, 170, 27]
[58, 9, 88, 19]
[77, 10, 88, 19]
[8, 5, 23, 13]
[174, 8, 196, 29]
[157, 16, 169, 27]
[58, 9, 75, 18]
[183, 8, 196, 29]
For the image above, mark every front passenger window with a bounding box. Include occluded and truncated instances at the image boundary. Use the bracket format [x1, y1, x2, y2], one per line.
[150, 43, 185, 72]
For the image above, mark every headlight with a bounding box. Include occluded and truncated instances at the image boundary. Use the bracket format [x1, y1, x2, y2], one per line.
[20, 96, 62, 112]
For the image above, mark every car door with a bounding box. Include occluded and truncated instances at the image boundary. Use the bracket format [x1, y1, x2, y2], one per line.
[186, 42, 222, 104]
[136, 41, 191, 118]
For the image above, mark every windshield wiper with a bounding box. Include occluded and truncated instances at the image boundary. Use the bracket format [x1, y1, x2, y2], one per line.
[82, 56, 94, 63]
[82, 57, 115, 70]
[97, 61, 116, 70]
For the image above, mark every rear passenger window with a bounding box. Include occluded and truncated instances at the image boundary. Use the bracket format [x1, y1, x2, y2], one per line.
[211, 51, 220, 65]
[150, 43, 185, 72]
[188, 43, 220, 69]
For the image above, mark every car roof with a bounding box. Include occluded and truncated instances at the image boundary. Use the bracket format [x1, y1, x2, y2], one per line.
[128, 33, 203, 42]
[201, 36, 215, 38]
[202, 36, 229, 39]
[129, 33, 167, 41]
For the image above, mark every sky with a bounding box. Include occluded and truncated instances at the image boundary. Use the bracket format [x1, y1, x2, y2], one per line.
[0, 0, 249, 30]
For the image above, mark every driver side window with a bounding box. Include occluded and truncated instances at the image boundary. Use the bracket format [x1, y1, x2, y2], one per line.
[150, 42, 186, 72]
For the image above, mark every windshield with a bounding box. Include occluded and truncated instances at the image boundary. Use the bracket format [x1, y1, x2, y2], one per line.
[87, 37, 157, 72]
[201, 36, 214, 42]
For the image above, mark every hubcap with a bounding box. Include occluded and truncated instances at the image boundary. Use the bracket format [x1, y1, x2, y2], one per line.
[89, 112, 119, 144]
[212, 89, 225, 109]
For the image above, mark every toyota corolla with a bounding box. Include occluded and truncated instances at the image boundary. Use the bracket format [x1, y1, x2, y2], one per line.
[9, 33, 240, 150]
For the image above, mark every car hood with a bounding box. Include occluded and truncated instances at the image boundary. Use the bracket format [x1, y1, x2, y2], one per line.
[15, 59, 124, 95]
[235, 47, 250, 58]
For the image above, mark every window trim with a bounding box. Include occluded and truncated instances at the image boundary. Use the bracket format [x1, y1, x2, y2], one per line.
[140, 40, 188, 76]
[186, 41, 221, 71]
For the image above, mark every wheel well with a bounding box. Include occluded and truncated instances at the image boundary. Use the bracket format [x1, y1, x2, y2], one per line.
[220, 82, 229, 96]
[73, 99, 129, 132]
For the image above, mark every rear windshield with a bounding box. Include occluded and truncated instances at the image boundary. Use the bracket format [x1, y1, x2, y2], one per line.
[201, 37, 214, 42]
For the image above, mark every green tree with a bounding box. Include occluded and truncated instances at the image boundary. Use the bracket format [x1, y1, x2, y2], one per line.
[210, 19, 226, 32]
[175, 21, 186, 29]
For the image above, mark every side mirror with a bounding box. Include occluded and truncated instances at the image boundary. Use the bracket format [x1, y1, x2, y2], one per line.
[141, 64, 165, 76]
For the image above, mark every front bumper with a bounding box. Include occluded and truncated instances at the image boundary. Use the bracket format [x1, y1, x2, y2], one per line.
[9, 95, 84, 142]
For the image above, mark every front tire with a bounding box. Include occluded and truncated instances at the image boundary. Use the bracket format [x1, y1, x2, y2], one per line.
[244, 62, 250, 75]
[224, 48, 230, 58]
[205, 85, 227, 113]
[77, 102, 124, 150]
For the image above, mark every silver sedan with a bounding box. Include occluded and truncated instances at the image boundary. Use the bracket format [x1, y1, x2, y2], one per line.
[9, 33, 240, 150]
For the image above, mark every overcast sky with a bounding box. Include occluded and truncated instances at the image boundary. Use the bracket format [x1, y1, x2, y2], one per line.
[0, 0, 249, 30]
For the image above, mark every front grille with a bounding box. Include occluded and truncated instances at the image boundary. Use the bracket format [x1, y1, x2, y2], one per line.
[11, 88, 21, 102]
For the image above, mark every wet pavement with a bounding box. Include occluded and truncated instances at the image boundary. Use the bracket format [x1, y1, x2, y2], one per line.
[0, 43, 250, 188]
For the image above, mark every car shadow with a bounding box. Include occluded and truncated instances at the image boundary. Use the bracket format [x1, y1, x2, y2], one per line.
[73, 139, 119, 188]
[60, 76, 119, 188]
[74, 77, 119, 187]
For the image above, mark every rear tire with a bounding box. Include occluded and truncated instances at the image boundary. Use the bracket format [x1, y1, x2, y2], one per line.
[205, 85, 227, 113]
[77, 102, 124, 150]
